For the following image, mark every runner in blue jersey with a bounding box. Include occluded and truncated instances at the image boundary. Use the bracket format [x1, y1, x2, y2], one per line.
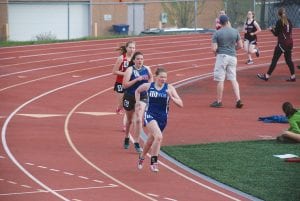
[122, 51, 153, 153]
[135, 67, 183, 172]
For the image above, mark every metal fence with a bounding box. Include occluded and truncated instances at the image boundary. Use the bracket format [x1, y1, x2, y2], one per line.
[0, 0, 299, 41]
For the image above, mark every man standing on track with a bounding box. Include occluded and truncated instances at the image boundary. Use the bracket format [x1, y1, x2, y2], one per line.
[210, 15, 243, 109]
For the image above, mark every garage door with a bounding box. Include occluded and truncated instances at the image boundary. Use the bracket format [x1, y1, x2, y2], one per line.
[8, 2, 89, 41]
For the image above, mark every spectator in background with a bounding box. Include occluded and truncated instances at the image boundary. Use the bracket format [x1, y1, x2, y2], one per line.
[215, 10, 231, 30]
[277, 102, 300, 143]
[210, 15, 243, 109]
[257, 7, 296, 82]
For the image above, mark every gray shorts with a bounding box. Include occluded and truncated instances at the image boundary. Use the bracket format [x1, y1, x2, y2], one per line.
[214, 54, 237, 81]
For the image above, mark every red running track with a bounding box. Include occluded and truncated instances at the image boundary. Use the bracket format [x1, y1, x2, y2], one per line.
[0, 29, 299, 201]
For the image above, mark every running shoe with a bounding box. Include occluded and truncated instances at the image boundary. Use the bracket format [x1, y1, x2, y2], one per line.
[116, 107, 124, 114]
[210, 101, 223, 108]
[246, 59, 254, 65]
[286, 77, 296, 82]
[257, 73, 268, 81]
[137, 156, 144, 169]
[124, 137, 130, 149]
[255, 48, 260, 57]
[150, 163, 159, 172]
[236, 100, 244, 109]
[134, 142, 143, 153]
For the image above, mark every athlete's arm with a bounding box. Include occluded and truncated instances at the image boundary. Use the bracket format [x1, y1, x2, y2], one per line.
[135, 83, 151, 110]
[112, 56, 124, 76]
[167, 85, 183, 108]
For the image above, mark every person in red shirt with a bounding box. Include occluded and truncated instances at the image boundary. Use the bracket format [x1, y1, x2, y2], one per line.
[215, 10, 231, 30]
[112, 41, 136, 131]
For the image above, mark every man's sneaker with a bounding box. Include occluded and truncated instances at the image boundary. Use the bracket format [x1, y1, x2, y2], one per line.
[210, 101, 223, 108]
[236, 100, 243, 109]
[255, 48, 260, 57]
[134, 142, 143, 153]
[150, 163, 159, 172]
[246, 59, 254, 64]
[137, 156, 144, 169]
[123, 137, 130, 149]
[257, 73, 268, 81]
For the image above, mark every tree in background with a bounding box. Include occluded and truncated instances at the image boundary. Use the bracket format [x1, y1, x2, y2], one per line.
[226, 0, 253, 29]
[161, 0, 206, 28]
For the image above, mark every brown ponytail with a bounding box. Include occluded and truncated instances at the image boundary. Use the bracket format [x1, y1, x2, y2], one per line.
[116, 41, 136, 55]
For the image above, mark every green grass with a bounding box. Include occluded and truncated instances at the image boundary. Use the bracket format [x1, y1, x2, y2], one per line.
[0, 35, 129, 47]
[162, 140, 300, 201]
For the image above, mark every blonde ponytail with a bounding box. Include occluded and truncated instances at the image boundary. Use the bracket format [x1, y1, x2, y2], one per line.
[278, 7, 289, 26]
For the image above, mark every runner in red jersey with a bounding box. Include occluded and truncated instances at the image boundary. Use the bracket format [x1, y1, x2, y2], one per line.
[112, 41, 136, 131]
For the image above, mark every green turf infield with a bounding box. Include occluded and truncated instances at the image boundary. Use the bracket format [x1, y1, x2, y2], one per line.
[161, 140, 300, 201]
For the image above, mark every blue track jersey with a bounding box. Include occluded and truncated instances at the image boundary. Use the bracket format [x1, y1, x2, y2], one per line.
[124, 65, 150, 96]
[146, 82, 169, 118]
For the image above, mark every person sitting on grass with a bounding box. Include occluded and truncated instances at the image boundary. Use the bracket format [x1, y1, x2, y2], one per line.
[277, 102, 300, 143]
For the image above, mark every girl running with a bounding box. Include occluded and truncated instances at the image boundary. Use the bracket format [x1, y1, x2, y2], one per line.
[243, 11, 261, 64]
[112, 41, 136, 131]
[136, 67, 183, 172]
[122, 52, 153, 153]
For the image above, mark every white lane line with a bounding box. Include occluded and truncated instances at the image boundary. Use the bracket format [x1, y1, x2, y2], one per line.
[0, 155, 5, 159]
[21, 185, 32, 189]
[63, 172, 74, 176]
[1, 73, 113, 201]
[78, 176, 89, 180]
[0, 61, 86, 78]
[76, 112, 116, 116]
[17, 114, 65, 118]
[64, 87, 158, 201]
[0, 185, 117, 196]
[93, 179, 103, 183]
[64, 75, 254, 201]
[0, 65, 109, 93]
[147, 193, 159, 197]
[2, 60, 284, 201]
[164, 197, 178, 201]
[7, 181, 17, 185]
[49, 168, 60, 172]
[25, 161, 106, 184]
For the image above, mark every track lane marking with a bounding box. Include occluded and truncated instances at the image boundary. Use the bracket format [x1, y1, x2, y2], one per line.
[63, 77, 244, 201]
[0, 185, 118, 196]
[1, 73, 111, 200]
[64, 87, 158, 201]
[2, 59, 299, 200]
